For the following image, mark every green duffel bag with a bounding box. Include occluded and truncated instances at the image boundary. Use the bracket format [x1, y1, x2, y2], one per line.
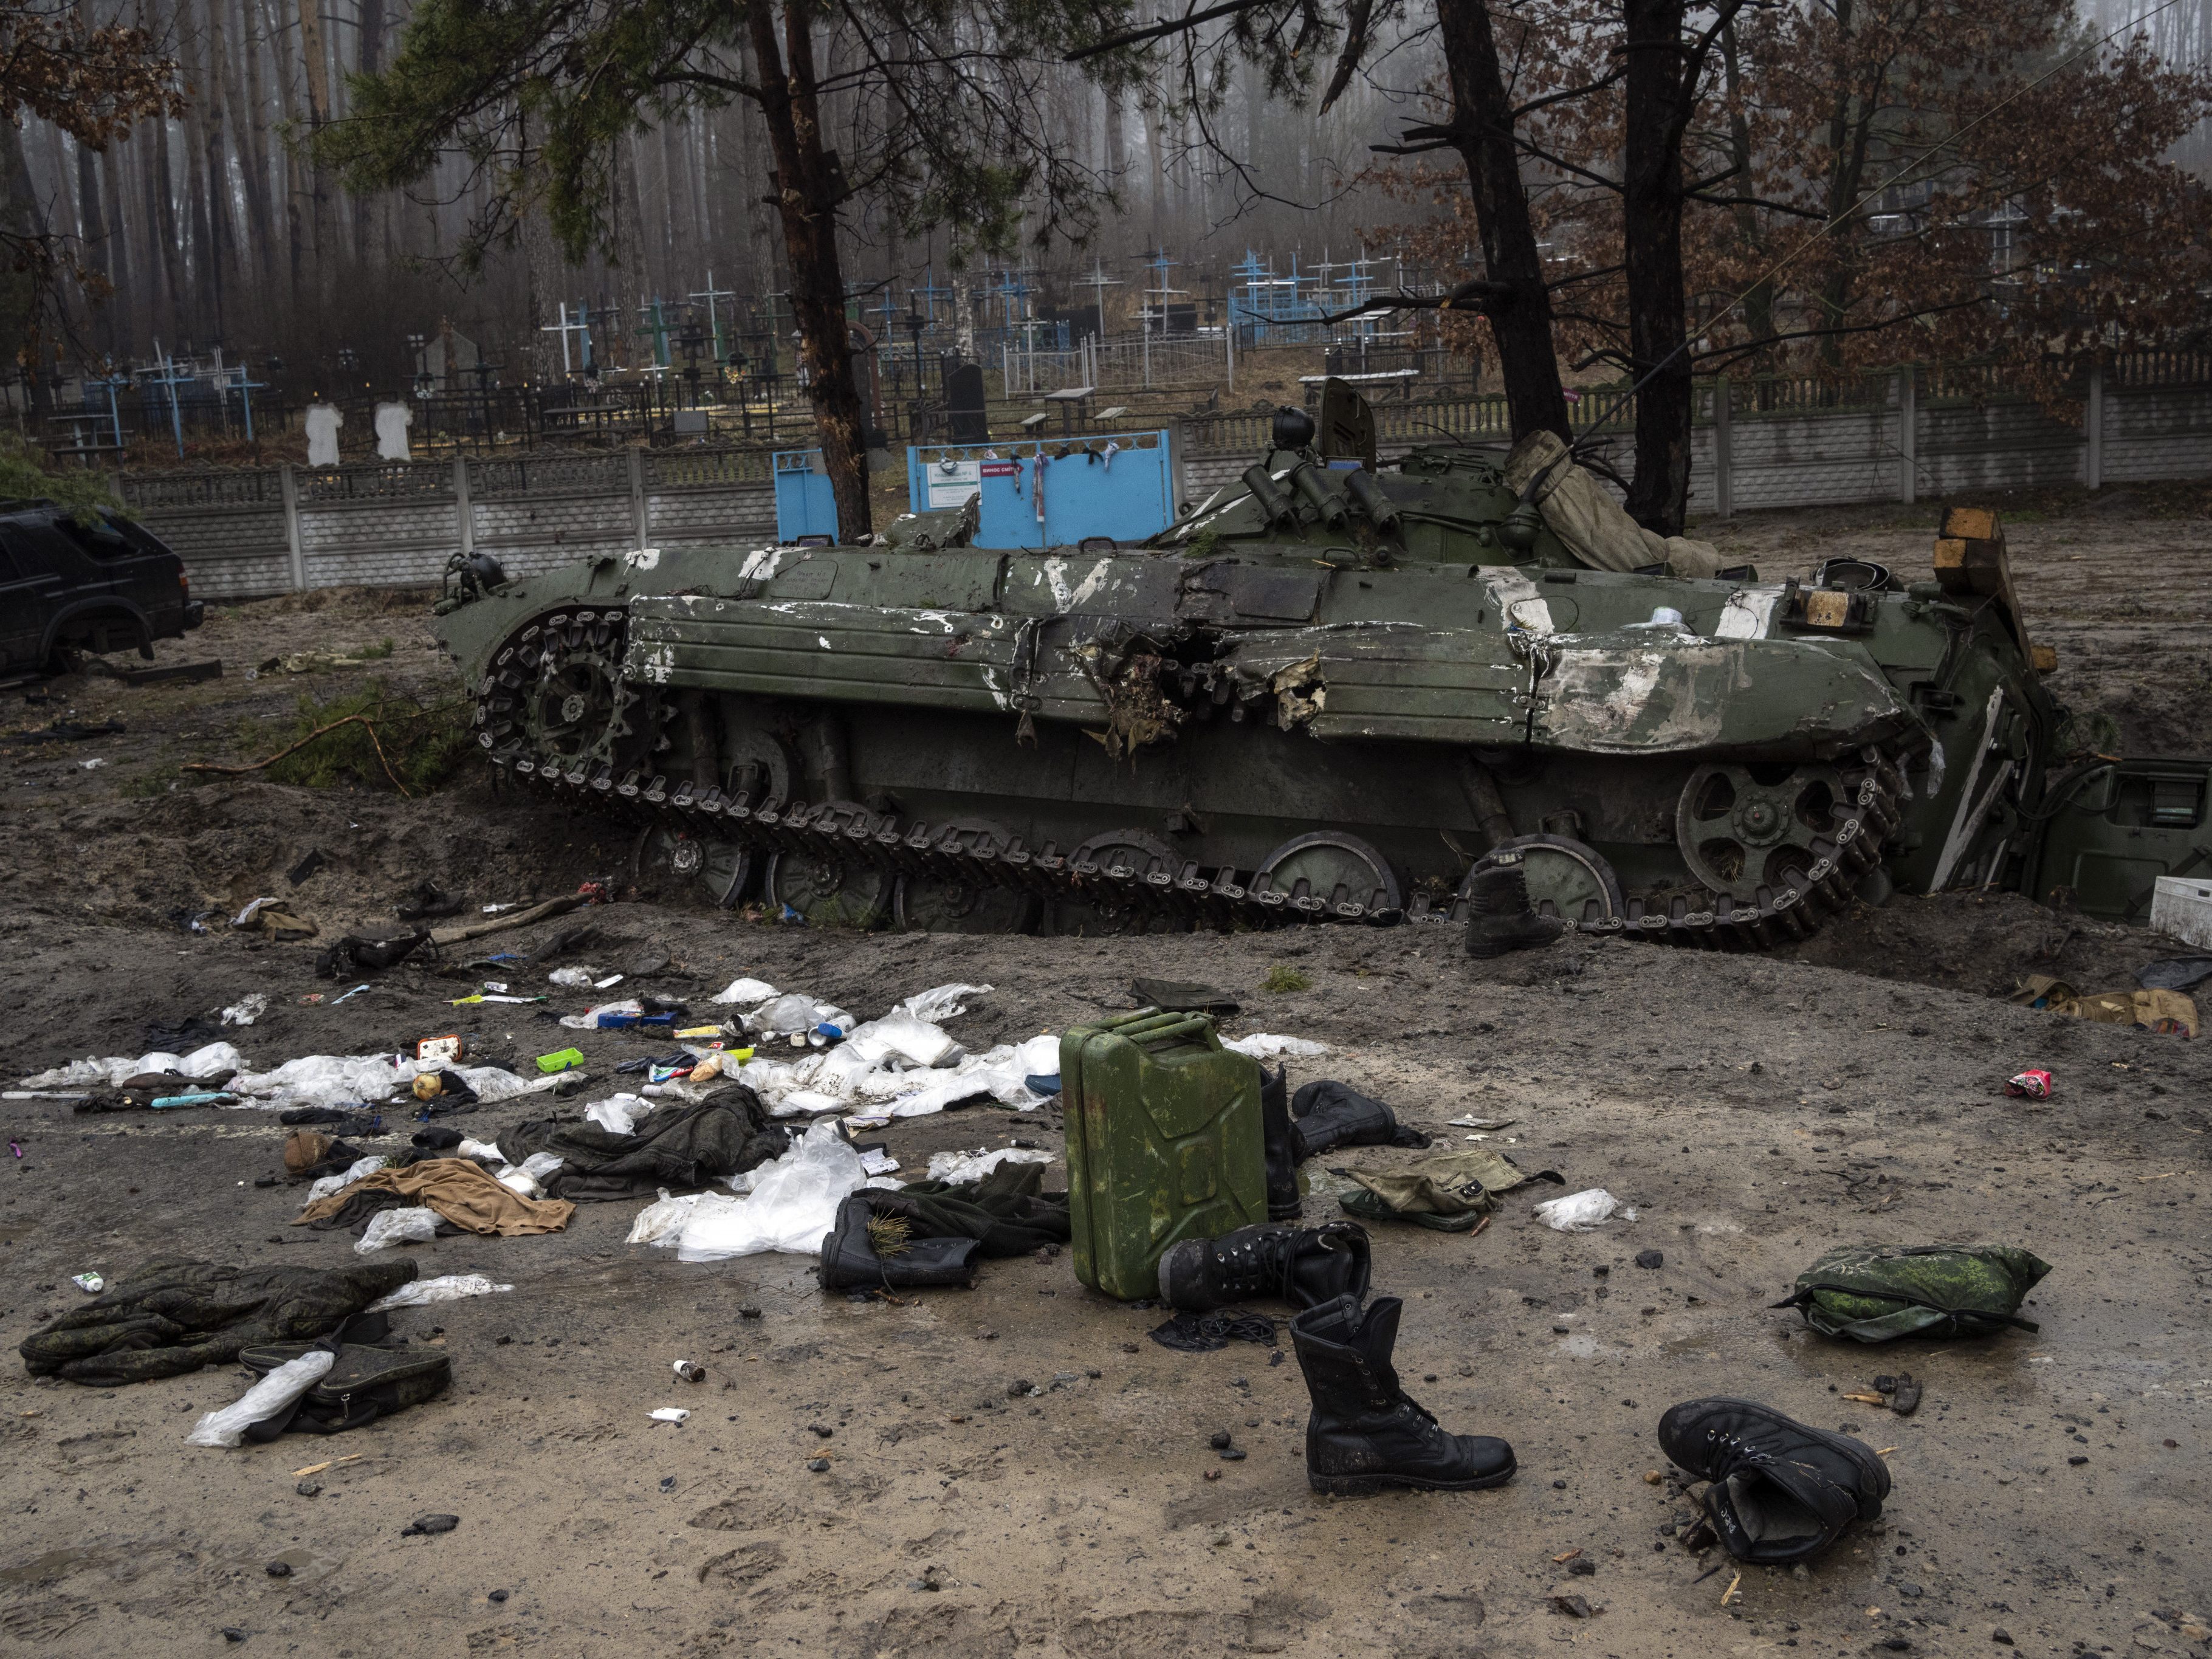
[236, 1338, 453, 1437]
[1770, 1244, 2052, 1342]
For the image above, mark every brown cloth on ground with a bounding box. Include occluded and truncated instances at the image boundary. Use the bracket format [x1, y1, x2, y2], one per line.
[292, 1158, 574, 1236]
[1503, 430, 1729, 580]
[2010, 975, 2197, 1037]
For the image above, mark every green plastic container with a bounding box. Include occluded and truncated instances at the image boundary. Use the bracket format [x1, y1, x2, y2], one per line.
[1061, 1009, 1267, 1300]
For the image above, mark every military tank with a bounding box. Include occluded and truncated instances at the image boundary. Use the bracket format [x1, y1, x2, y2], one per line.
[428, 393, 2201, 946]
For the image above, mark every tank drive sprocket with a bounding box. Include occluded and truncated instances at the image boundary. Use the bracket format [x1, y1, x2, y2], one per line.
[472, 607, 659, 789]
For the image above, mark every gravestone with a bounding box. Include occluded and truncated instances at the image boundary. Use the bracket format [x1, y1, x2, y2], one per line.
[945, 362, 988, 442]
[373, 400, 413, 462]
[304, 403, 343, 468]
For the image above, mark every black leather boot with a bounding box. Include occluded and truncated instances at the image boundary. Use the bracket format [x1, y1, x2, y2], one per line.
[1259, 1065, 1300, 1219]
[1657, 1398, 1890, 1563]
[1289, 1080, 1413, 1159]
[1156, 1221, 1371, 1311]
[1463, 853, 1565, 958]
[817, 1196, 980, 1290]
[1291, 1294, 1516, 1495]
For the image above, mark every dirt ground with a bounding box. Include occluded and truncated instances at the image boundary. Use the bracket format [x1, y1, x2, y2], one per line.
[1, 488, 2207, 1658]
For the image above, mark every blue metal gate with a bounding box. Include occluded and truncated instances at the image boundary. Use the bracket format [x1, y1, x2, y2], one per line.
[905, 428, 1175, 551]
[772, 448, 839, 543]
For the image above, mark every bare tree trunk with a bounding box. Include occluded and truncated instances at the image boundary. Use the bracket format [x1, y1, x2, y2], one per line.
[1621, 0, 1695, 535]
[747, 0, 871, 538]
[231, 0, 277, 307]
[173, 0, 225, 343]
[1434, 0, 1571, 442]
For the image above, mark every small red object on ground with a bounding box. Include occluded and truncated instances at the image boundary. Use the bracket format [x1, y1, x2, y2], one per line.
[2005, 1069, 2053, 1099]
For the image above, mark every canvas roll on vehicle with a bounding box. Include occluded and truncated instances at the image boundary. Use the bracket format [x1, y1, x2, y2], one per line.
[427, 383, 2207, 947]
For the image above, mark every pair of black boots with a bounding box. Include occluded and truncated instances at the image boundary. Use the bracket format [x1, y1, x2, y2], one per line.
[1157, 1220, 1516, 1496]
[1259, 1068, 1419, 1223]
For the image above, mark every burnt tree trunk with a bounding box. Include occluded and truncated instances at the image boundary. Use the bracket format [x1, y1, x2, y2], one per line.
[1621, 0, 1694, 537]
[1434, 0, 1571, 444]
[747, 0, 872, 540]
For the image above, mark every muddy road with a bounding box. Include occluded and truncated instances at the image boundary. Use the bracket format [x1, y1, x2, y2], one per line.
[0, 489, 2207, 1658]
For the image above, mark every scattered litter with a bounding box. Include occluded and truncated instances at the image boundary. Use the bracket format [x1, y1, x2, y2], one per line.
[2011, 975, 2196, 1036]
[416, 1036, 464, 1067]
[400, 1514, 460, 1536]
[186, 1350, 337, 1448]
[648, 1407, 690, 1424]
[673, 1360, 706, 1383]
[2136, 955, 2212, 992]
[151, 1091, 235, 1110]
[329, 985, 370, 1006]
[1149, 1309, 1279, 1353]
[924, 1147, 1053, 1183]
[1720, 1572, 1742, 1607]
[537, 1048, 586, 1075]
[594, 974, 625, 989]
[365, 1274, 512, 1311]
[292, 1454, 363, 1478]
[891, 983, 993, 1021]
[2004, 1069, 2053, 1100]
[72, 1273, 105, 1294]
[222, 994, 270, 1028]
[1533, 1189, 1633, 1232]
[625, 1190, 701, 1245]
[548, 967, 598, 986]
[585, 1093, 655, 1135]
[18, 1041, 246, 1091]
[1221, 1033, 1328, 1059]
[1446, 1115, 1517, 1131]
[1130, 977, 1239, 1015]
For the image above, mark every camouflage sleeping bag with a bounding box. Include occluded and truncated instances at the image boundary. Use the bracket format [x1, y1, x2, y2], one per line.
[1771, 1244, 2052, 1342]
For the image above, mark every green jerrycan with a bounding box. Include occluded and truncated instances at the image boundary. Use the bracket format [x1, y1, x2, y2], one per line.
[1061, 1009, 1267, 1300]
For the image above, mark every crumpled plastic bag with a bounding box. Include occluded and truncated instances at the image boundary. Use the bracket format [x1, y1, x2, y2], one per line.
[186, 1349, 335, 1447]
[668, 1121, 867, 1261]
[1533, 1188, 1634, 1232]
[1224, 1033, 1329, 1059]
[892, 983, 992, 1022]
[842, 1011, 965, 1069]
[18, 1040, 247, 1091]
[366, 1273, 512, 1310]
[301, 1155, 388, 1207]
[221, 994, 269, 1028]
[862, 1034, 1062, 1118]
[925, 1147, 1053, 1183]
[221, 1053, 564, 1110]
[547, 966, 600, 987]
[585, 1092, 655, 1135]
[744, 992, 852, 1039]
[356, 1206, 441, 1252]
[626, 1188, 702, 1245]
[709, 977, 778, 1006]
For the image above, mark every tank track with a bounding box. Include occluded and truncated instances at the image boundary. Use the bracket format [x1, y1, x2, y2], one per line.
[470, 607, 1903, 946]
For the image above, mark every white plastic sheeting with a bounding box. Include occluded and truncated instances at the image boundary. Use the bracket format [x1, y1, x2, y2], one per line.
[709, 977, 778, 1006]
[186, 1350, 335, 1447]
[584, 1092, 656, 1135]
[218, 1054, 572, 1111]
[893, 983, 992, 1022]
[924, 1146, 1053, 1183]
[301, 1155, 388, 1207]
[492, 1152, 565, 1198]
[625, 1189, 701, 1244]
[366, 1274, 512, 1310]
[1224, 1033, 1330, 1059]
[355, 1206, 441, 1252]
[18, 1040, 247, 1090]
[652, 1122, 868, 1262]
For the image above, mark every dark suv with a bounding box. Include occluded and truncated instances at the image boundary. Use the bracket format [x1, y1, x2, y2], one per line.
[0, 500, 204, 675]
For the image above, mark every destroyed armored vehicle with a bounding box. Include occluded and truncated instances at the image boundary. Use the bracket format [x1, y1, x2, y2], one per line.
[429, 389, 2207, 946]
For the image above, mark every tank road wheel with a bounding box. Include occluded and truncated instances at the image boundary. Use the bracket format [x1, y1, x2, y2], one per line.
[763, 802, 896, 929]
[473, 608, 653, 787]
[631, 825, 757, 908]
[1051, 829, 1180, 936]
[1255, 831, 1404, 922]
[1458, 834, 1625, 929]
[1674, 761, 1858, 907]
[894, 819, 1041, 935]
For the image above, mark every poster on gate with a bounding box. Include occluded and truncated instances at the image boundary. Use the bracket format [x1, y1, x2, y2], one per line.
[923, 457, 984, 510]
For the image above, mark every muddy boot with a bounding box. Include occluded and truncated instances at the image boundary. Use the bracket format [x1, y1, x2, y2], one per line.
[1288, 1080, 1409, 1159]
[1259, 1065, 1300, 1219]
[1291, 1294, 1516, 1495]
[1463, 853, 1565, 959]
[1656, 1398, 1889, 1564]
[1157, 1221, 1371, 1312]
[817, 1197, 980, 1291]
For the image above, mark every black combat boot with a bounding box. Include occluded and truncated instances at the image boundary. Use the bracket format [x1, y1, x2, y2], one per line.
[1157, 1221, 1371, 1312]
[1463, 852, 1565, 959]
[817, 1196, 980, 1291]
[1289, 1080, 1418, 1159]
[1259, 1065, 1300, 1219]
[1656, 1398, 1890, 1564]
[1291, 1294, 1516, 1495]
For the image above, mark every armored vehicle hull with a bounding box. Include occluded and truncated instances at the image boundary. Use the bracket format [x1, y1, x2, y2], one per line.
[430, 413, 2206, 946]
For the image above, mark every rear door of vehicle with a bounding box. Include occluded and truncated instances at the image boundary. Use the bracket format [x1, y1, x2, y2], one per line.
[2025, 758, 2212, 924]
